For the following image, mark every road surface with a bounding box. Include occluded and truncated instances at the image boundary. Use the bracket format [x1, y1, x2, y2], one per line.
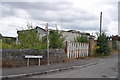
[29, 54, 118, 78]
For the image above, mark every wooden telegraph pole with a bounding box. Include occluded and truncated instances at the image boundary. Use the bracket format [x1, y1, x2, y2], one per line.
[46, 23, 50, 65]
[100, 12, 102, 36]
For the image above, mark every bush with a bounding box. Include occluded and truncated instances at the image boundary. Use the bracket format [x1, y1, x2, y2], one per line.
[17, 23, 47, 49]
[74, 35, 89, 43]
[49, 30, 65, 49]
[95, 32, 110, 56]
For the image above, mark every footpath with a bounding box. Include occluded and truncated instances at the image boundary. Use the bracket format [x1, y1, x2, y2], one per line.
[2, 53, 118, 78]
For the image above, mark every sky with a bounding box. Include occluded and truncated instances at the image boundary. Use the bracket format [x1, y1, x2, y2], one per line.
[0, 0, 119, 37]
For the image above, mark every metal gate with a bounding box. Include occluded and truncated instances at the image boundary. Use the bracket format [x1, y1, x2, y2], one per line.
[66, 41, 89, 58]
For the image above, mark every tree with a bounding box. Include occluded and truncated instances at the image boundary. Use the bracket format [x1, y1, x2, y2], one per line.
[74, 35, 89, 43]
[2, 42, 12, 49]
[95, 32, 110, 56]
[17, 23, 46, 49]
[1, 38, 17, 49]
[49, 30, 65, 49]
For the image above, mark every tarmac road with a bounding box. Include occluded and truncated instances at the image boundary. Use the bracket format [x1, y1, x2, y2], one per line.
[2, 56, 107, 77]
[29, 53, 118, 78]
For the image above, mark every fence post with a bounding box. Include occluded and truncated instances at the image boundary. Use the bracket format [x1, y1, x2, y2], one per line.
[27, 58, 29, 66]
[66, 41, 69, 58]
[78, 43, 80, 57]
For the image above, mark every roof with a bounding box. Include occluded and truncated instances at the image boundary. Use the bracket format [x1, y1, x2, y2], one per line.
[17, 26, 46, 34]
[0, 33, 2, 39]
[2, 36, 16, 39]
[108, 35, 120, 41]
[60, 30, 80, 34]
[17, 26, 91, 37]
[35, 26, 46, 31]
[3, 36, 16, 38]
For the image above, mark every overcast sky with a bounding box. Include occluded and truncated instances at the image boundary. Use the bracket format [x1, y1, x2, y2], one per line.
[0, 0, 119, 37]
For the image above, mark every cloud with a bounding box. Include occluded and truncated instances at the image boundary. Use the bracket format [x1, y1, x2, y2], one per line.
[0, 0, 119, 37]
[107, 21, 118, 35]
[2, 2, 73, 12]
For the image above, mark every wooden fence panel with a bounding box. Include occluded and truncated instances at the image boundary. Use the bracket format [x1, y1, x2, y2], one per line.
[66, 41, 89, 58]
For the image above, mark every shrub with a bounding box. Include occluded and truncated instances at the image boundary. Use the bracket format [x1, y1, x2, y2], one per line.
[95, 32, 110, 56]
[74, 35, 89, 43]
[49, 30, 65, 49]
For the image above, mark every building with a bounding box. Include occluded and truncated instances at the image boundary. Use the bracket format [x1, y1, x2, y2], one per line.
[108, 35, 120, 41]
[17, 26, 91, 42]
[17, 26, 46, 42]
[0, 34, 2, 39]
[2, 36, 17, 44]
[35, 26, 46, 40]
[60, 30, 91, 42]
[60, 30, 81, 42]
[108, 35, 120, 49]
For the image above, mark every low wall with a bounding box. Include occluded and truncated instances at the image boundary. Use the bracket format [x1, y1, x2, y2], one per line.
[89, 39, 97, 56]
[2, 49, 67, 67]
[89, 39, 114, 56]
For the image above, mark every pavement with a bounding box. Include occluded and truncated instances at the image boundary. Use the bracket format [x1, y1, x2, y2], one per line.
[1, 53, 118, 78]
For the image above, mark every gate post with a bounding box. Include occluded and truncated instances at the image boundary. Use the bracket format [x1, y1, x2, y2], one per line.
[66, 41, 69, 58]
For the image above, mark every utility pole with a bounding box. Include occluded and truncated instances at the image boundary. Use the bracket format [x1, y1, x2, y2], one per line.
[100, 12, 102, 36]
[46, 23, 50, 65]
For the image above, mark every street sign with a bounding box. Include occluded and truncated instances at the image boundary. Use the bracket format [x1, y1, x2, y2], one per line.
[25, 55, 43, 66]
[25, 55, 43, 58]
